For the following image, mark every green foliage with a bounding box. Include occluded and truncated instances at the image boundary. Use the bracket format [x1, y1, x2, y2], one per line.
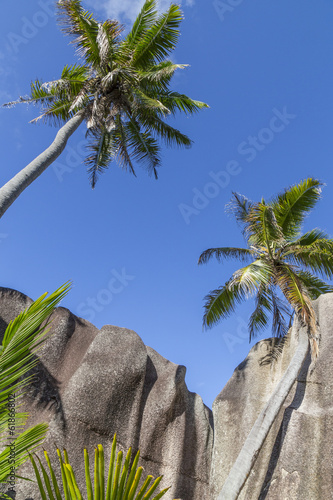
[30, 434, 174, 500]
[199, 178, 333, 351]
[5, 0, 208, 188]
[0, 284, 70, 483]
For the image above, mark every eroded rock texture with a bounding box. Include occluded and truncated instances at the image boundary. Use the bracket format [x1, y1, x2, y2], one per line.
[210, 293, 333, 499]
[0, 288, 213, 500]
[2, 288, 333, 500]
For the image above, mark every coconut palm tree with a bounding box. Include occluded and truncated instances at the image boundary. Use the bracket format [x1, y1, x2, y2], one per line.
[0, 0, 208, 219]
[0, 284, 70, 490]
[198, 178, 333, 499]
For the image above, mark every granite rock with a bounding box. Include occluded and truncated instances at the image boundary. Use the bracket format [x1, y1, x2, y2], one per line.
[210, 293, 333, 499]
[0, 288, 213, 500]
[2, 288, 333, 499]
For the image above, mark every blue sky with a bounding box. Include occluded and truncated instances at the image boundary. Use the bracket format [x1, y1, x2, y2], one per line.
[0, 0, 333, 409]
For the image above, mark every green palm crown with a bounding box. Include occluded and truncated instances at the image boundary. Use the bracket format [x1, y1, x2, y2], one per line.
[8, 0, 208, 187]
[199, 178, 333, 355]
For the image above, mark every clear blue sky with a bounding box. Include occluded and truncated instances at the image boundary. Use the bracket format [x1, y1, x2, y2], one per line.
[0, 0, 333, 409]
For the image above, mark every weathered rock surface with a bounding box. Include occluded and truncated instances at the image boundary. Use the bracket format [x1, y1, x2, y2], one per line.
[2, 288, 333, 499]
[210, 293, 333, 499]
[0, 288, 213, 500]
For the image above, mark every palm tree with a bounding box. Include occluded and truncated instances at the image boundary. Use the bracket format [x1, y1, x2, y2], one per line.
[0, 283, 70, 489]
[198, 178, 333, 499]
[0, 0, 208, 219]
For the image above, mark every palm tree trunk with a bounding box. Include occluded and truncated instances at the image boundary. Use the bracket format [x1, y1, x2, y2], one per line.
[217, 320, 309, 500]
[0, 112, 85, 219]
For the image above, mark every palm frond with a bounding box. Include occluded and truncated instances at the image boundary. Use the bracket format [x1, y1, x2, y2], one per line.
[28, 65, 89, 125]
[284, 243, 333, 279]
[123, 0, 158, 50]
[97, 20, 124, 69]
[30, 434, 171, 499]
[272, 178, 323, 239]
[139, 114, 192, 148]
[113, 117, 136, 176]
[225, 192, 254, 233]
[85, 129, 115, 188]
[132, 88, 170, 115]
[101, 67, 137, 92]
[202, 283, 247, 329]
[156, 91, 209, 116]
[0, 284, 71, 483]
[270, 290, 290, 338]
[125, 118, 161, 178]
[0, 424, 48, 482]
[198, 247, 254, 265]
[132, 4, 183, 68]
[3, 80, 57, 109]
[139, 61, 188, 91]
[203, 261, 273, 329]
[229, 260, 274, 296]
[248, 287, 272, 341]
[30, 99, 75, 126]
[0, 284, 70, 391]
[296, 270, 333, 299]
[274, 263, 315, 329]
[57, 0, 101, 65]
[246, 201, 285, 248]
[286, 228, 330, 247]
[60, 64, 90, 94]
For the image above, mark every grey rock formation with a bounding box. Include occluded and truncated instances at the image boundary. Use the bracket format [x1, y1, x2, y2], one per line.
[0, 288, 213, 500]
[1, 288, 333, 500]
[210, 293, 333, 499]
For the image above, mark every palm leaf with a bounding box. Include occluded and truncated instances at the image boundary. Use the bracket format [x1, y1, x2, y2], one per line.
[57, 0, 100, 65]
[156, 91, 209, 116]
[272, 178, 323, 239]
[274, 264, 314, 326]
[284, 242, 333, 279]
[296, 270, 333, 299]
[46, 64, 89, 97]
[286, 228, 330, 247]
[139, 113, 192, 148]
[270, 290, 291, 338]
[113, 117, 136, 176]
[203, 261, 274, 328]
[198, 247, 254, 265]
[246, 201, 285, 249]
[225, 192, 254, 234]
[229, 260, 274, 295]
[31, 435, 172, 499]
[132, 4, 183, 68]
[248, 287, 272, 341]
[85, 129, 115, 188]
[202, 283, 246, 328]
[123, 0, 158, 50]
[125, 119, 161, 178]
[0, 284, 71, 483]
[132, 88, 170, 115]
[30, 99, 75, 126]
[139, 61, 188, 91]
[0, 423, 49, 482]
[97, 20, 124, 69]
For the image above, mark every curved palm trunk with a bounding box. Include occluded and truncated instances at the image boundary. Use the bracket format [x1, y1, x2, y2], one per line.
[217, 321, 309, 500]
[0, 112, 84, 219]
